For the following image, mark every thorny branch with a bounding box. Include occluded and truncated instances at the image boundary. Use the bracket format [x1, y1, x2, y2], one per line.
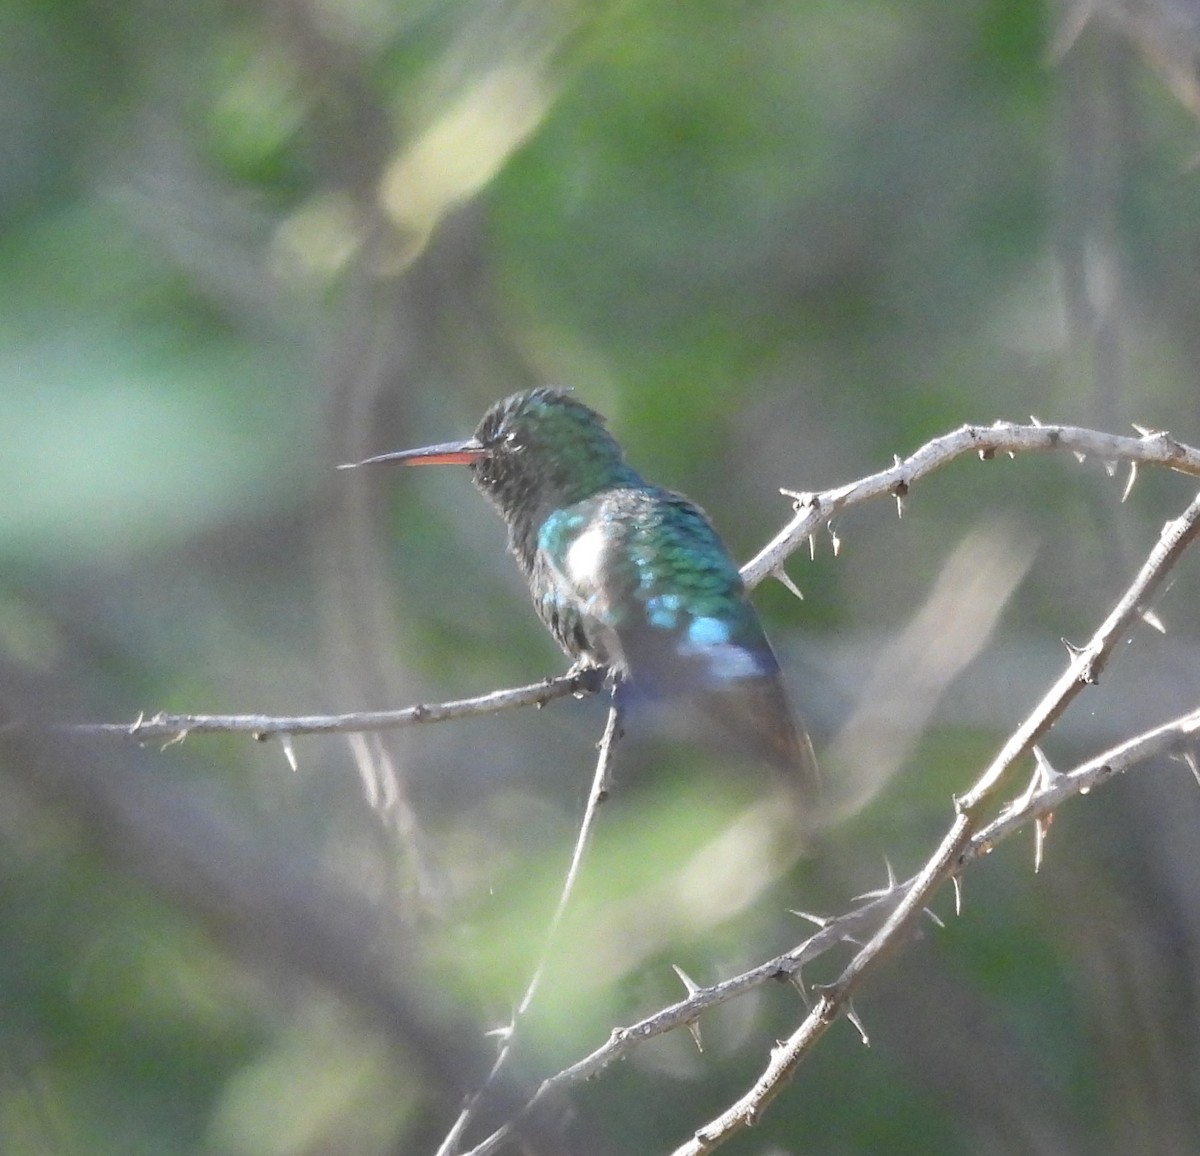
[69, 421, 1200, 744]
[667, 487, 1200, 1155]
[745, 420, 1200, 584]
[456, 704, 1200, 1156]
[60, 423, 1200, 1153]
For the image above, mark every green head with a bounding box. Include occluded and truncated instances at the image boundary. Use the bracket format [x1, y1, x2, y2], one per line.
[470, 388, 640, 518]
[341, 388, 641, 525]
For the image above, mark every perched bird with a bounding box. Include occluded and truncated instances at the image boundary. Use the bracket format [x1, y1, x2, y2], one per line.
[341, 388, 818, 796]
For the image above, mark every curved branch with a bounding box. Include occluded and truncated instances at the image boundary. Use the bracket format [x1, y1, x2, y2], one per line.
[744, 420, 1200, 585]
[672, 486, 1200, 1154]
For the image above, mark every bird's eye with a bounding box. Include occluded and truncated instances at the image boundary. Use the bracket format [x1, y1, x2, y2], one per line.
[504, 430, 524, 449]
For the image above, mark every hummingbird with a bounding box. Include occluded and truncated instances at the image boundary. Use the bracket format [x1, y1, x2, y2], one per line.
[341, 388, 818, 795]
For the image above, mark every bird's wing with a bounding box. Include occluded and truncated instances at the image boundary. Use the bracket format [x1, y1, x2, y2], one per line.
[593, 489, 819, 790]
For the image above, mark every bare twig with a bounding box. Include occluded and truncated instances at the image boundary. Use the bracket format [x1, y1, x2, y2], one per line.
[671, 488, 1200, 1155]
[65, 669, 602, 741]
[436, 689, 624, 1156]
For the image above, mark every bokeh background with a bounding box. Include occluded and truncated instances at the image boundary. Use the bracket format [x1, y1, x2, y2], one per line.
[5, 0, 1200, 1152]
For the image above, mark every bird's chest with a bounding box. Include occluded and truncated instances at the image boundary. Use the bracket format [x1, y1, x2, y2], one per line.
[529, 506, 627, 664]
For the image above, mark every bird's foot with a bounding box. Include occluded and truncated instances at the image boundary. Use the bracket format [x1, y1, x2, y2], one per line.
[565, 659, 607, 696]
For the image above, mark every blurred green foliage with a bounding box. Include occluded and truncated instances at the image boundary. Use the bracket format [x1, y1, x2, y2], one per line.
[4, 0, 1200, 1153]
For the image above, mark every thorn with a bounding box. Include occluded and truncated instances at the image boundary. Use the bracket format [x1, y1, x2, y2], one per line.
[1103, 460, 1117, 477]
[1030, 414, 1043, 426]
[845, 1001, 871, 1047]
[1033, 811, 1054, 873]
[894, 490, 906, 519]
[1139, 608, 1166, 633]
[1010, 747, 1061, 873]
[922, 906, 945, 929]
[280, 733, 299, 772]
[1183, 749, 1200, 789]
[951, 875, 963, 916]
[808, 534, 817, 561]
[672, 963, 702, 997]
[485, 1020, 515, 1043]
[1005, 747, 1060, 815]
[1121, 461, 1138, 502]
[160, 729, 188, 752]
[1031, 745, 1063, 788]
[1073, 451, 1087, 463]
[129, 710, 146, 735]
[788, 909, 831, 929]
[828, 524, 842, 556]
[671, 967, 705, 1052]
[978, 447, 995, 461]
[1065, 643, 1098, 683]
[773, 565, 805, 601]
[853, 859, 902, 902]
[1131, 422, 1163, 438]
[788, 968, 812, 1009]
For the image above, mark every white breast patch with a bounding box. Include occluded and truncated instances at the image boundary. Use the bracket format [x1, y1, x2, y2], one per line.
[565, 525, 607, 591]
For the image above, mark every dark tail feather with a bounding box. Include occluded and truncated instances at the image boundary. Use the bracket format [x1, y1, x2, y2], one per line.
[699, 674, 820, 806]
